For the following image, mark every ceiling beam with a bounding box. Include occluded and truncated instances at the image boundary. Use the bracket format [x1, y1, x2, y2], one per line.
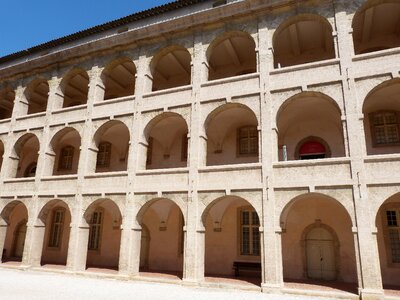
[289, 23, 301, 56]
[105, 73, 128, 90]
[224, 38, 241, 66]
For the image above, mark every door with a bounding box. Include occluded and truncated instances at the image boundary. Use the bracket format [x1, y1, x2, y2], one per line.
[306, 227, 336, 280]
[13, 222, 27, 258]
[140, 226, 149, 269]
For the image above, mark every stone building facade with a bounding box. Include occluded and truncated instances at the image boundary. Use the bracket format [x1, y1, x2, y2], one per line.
[0, 0, 399, 299]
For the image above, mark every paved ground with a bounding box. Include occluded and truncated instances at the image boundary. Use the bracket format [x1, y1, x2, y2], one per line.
[0, 268, 328, 300]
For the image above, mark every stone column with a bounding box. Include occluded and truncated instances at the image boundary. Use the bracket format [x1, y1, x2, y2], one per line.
[47, 77, 63, 111]
[22, 223, 46, 267]
[66, 201, 89, 272]
[127, 227, 142, 277]
[12, 86, 29, 118]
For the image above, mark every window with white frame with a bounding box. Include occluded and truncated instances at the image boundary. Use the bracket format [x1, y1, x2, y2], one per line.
[48, 209, 64, 248]
[370, 111, 400, 146]
[58, 146, 74, 170]
[88, 210, 103, 251]
[240, 208, 260, 256]
[238, 126, 258, 156]
[385, 209, 400, 263]
[96, 142, 111, 168]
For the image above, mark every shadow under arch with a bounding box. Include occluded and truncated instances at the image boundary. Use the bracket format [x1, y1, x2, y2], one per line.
[37, 199, 71, 266]
[24, 77, 49, 114]
[59, 68, 89, 108]
[206, 30, 257, 80]
[136, 197, 186, 279]
[201, 195, 262, 285]
[101, 56, 136, 100]
[150, 45, 191, 91]
[143, 112, 189, 170]
[273, 13, 335, 68]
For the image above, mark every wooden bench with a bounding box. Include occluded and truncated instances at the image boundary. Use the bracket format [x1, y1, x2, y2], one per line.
[233, 261, 261, 277]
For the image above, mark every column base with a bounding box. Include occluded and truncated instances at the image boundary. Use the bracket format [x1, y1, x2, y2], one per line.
[261, 282, 283, 294]
[359, 288, 384, 300]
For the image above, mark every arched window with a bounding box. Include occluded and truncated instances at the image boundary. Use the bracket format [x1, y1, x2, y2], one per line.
[96, 142, 111, 168]
[298, 140, 327, 160]
[88, 210, 103, 251]
[48, 208, 65, 248]
[237, 126, 258, 156]
[24, 162, 37, 178]
[58, 146, 74, 171]
[369, 111, 400, 146]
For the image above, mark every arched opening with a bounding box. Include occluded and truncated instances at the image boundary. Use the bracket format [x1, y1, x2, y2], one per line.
[353, 0, 400, 55]
[375, 193, 400, 290]
[273, 14, 335, 68]
[207, 32, 257, 81]
[202, 196, 261, 285]
[151, 46, 191, 91]
[101, 58, 136, 100]
[39, 200, 71, 267]
[144, 113, 188, 170]
[24, 78, 49, 114]
[49, 128, 81, 176]
[0, 87, 15, 120]
[1, 201, 28, 263]
[281, 193, 357, 292]
[277, 92, 344, 161]
[363, 79, 400, 155]
[93, 120, 130, 173]
[10, 133, 40, 178]
[205, 103, 259, 166]
[84, 199, 122, 271]
[137, 198, 184, 279]
[60, 69, 89, 108]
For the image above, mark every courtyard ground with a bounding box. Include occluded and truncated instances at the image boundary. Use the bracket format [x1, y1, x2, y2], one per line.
[0, 268, 333, 300]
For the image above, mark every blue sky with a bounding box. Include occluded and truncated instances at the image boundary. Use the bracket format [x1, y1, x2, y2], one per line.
[0, 0, 173, 57]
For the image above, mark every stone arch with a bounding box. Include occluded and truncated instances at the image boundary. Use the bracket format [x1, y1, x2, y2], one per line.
[362, 78, 400, 155]
[83, 198, 122, 270]
[59, 68, 89, 108]
[206, 31, 257, 80]
[280, 192, 357, 283]
[142, 112, 189, 170]
[91, 120, 130, 172]
[352, 0, 400, 55]
[276, 92, 344, 161]
[136, 197, 185, 276]
[48, 127, 81, 176]
[24, 77, 49, 114]
[150, 45, 191, 91]
[375, 192, 400, 287]
[10, 133, 40, 178]
[101, 57, 136, 100]
[273, 14, 335, 68]
[0, 200, 28, 262]
[37, 199, 72, 266]
[205, 103, 259, 166]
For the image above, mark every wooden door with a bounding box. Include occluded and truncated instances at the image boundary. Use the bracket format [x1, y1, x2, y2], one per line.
[306, 227, 336, 280]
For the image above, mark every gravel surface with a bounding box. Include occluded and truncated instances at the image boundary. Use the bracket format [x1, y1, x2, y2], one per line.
[0, 268, 324, 300]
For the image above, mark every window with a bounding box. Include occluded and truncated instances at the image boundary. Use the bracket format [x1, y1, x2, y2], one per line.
[299, 141, 326, 160]
[58, 146, 74, 170]
[88, 210, 103, 251]
[240, 208, 260, 256]
[370, 111, 400, 146]
[238, 126, 258, 156]
[385, 209, 400, 264]
[96, 142, 111, 168]
[181, 133, 188, 161]
[48, 209, 64, 248]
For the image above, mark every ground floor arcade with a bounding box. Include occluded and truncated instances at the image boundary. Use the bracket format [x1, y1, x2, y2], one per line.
[0, 190, 398, 299]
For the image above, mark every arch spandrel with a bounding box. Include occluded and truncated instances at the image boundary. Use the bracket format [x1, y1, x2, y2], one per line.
[277, 191, 356, 229]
